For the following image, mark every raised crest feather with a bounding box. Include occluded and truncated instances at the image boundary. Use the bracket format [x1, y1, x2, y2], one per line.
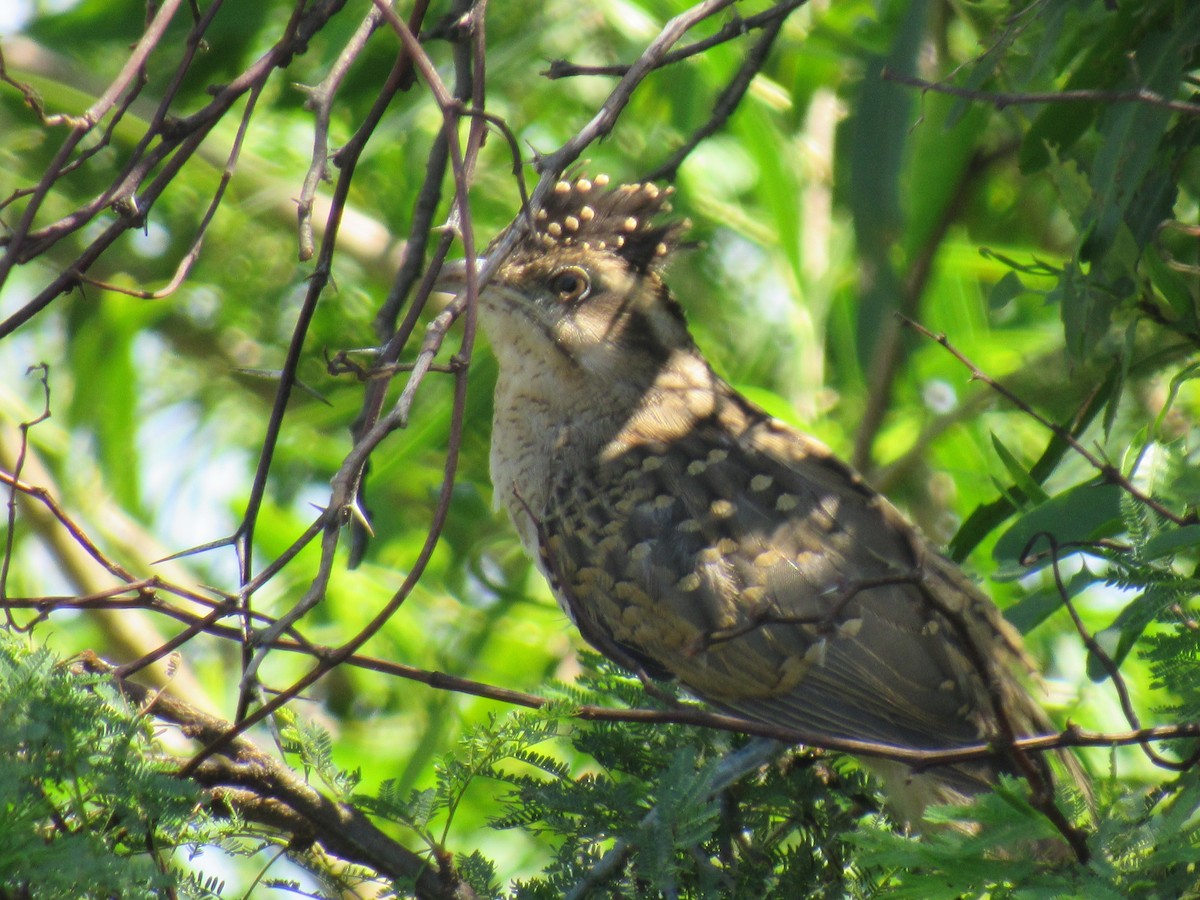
[491, 175, 684, 273]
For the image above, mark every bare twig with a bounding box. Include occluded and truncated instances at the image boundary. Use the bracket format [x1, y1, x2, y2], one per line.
[297, 6, 387, 262]
[544, 1, 806, 80]
[883, 68, 1200, 117]
[0, 0, 350, 338]
[229, 0, 436, 725]
[646, 8, 789, 182]
[1026, 532, 1200, 774]
[0, 0, 187, 284]
[901, 315, 1196, 527]
[1, 365, 53, 624]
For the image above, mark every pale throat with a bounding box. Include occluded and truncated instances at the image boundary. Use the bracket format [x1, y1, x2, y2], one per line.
[488, 344, 719, 555]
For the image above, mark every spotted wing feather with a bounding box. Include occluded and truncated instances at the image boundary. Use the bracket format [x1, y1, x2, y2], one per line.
[539, 394, 1050, 795]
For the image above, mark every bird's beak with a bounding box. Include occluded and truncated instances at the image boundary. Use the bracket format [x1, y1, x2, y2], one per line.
[433, 257, 487, 295]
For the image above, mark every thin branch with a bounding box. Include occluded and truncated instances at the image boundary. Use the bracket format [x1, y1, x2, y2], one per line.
[190, 0, 476, 756]
[296, 6, 387, 262]
[228, 2, 435, 724]
[0, 464, 137, 586]
[73, 78, 268, 301]
[1027, 531, 1200, 773]
[646, 7, 789, 182]
[80, 655, 481, 900]
[883, 68, 1200, 117]
[901, 315, 1197, 526]
[11, 580, 1200, 775]
[544, 1, 806, 80]
[2, 365, 53, 625]
[0, 0, 187, 285]
[0, 0, 348, 338]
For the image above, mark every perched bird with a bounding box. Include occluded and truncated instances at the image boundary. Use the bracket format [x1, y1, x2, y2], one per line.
[447, 175, 1085, 829]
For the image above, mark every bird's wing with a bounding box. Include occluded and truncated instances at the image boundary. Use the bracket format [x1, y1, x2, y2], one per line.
[540, 399, 1048, 785]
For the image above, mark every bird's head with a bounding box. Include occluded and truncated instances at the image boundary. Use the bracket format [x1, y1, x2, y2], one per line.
[444, 176, 696, 397]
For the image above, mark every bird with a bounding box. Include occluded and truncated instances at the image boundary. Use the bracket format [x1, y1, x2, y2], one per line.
[442, 174, 1087, 832]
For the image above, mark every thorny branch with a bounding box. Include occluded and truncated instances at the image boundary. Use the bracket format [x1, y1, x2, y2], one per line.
[227, 0, 439, 726]
[901, 315, 1198, 527]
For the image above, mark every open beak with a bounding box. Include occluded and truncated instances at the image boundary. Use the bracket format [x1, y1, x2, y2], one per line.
[433, 257, 487, 295]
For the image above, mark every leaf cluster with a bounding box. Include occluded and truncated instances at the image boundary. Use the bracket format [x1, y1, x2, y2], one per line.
[0, 631, 222, 898]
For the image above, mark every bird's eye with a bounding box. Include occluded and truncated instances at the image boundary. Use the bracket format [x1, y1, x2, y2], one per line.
[549, 266, 590, 302]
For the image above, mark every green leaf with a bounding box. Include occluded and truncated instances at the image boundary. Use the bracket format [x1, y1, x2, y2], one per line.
[1082, 13, 1200, 264]
[1143, 245, 1200, 331]
[990, 433, 1050, 505]
[1140, 525, 1200, 561]
[988, 271, 1026, 309]
[1003, 566, 1095, 635]
[1087, 585, 1178, 681]
[992, 482, 1123, 567]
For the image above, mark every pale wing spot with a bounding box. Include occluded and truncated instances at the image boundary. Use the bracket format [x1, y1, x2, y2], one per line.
[741, 585, 767, 605]
[710, 499, 735, 519]
[577, 567, 614, 592]
[715, 537, 739, 555]
[804, 639, 827, 666]
[678, 518, 703, 533]
[776, 493, 799, 512]
[641, 456, 664, 472]
[777, 655, 809, 691]
[686, 459, 708, 476]
[597, 534, 625, 554]
[750, 474, 774, 492]
[837, 617, 864, 638]
[630, 541, 654, 562]
[706, 448, 729, 465]
[676, 573, 702, 592]
[615, 581, 653, 607]
[753, 549, 783, 568]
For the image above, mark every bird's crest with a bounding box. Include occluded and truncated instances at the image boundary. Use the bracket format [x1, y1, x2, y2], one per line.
[503, 175, 686, 273]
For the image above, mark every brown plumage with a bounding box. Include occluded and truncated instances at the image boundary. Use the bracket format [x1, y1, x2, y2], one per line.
[453, 175, 1086, 829]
